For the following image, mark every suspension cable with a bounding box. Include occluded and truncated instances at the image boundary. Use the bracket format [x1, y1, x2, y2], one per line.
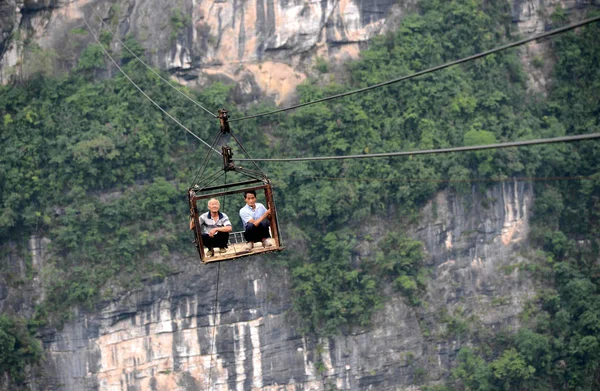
[229, 131, 268, 178]
[88, 5, 217, 119]
[237, 132, 600, 162]
[83, 18, 221, 156]
[229, 15, 600, 123]
[274, 173, 597, 185]
[191, 130, 226, 189]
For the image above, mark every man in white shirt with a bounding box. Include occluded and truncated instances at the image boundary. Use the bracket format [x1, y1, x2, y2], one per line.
[190, 198, 232, 257]
[239, 190, 273, 250]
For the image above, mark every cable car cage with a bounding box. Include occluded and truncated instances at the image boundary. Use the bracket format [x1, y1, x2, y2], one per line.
[188, 109, 284, 263]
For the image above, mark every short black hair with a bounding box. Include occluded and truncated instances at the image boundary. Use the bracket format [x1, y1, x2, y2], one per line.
[244, 190, 256, 199]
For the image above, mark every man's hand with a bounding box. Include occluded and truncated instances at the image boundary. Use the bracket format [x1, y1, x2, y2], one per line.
[209, 228, 218, 237]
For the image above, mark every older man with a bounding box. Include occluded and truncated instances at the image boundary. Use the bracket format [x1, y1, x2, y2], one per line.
[239, 190, 273, 250]
[190, 198, 232, 257]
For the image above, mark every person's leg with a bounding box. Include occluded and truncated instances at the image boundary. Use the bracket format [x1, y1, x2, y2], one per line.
[243, 225, 256, 243]
[213, 231, 229, 249]
[256, 220, 271, 241]
[202, 233, 215, 257]
[243, 226, 255, 250]
[244, 221, 271, 249]
[244, 223, 261, 250]
[201, 233, 215, 249]
[244, 223, 268, 242]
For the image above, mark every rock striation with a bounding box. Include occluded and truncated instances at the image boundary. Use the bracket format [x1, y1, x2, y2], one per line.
[3, 0, 590, 102]
[509, 0, 598, 94]
[32, 181, 537, 390]
[0, 1, 596, 389]
[0, 0, 407, 103]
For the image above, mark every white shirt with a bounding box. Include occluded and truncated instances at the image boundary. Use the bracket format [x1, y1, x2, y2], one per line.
[239, 203, 267, 227]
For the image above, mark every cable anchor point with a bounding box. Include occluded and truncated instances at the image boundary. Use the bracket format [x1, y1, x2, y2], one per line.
[218, 108, 231, 134]
[222, 145, 236, 171]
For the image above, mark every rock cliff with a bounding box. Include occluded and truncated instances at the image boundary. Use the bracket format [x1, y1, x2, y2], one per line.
[0, 0, 409, 104]
[0, 0, 589, 102]
[510, 0, 589, 94]
[0, 1, 596, 389]
[30, 181, 536, 390]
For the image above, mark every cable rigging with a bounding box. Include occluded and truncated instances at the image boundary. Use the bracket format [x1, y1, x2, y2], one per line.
[229, 15, 600, 123]
[79, 10, 599, 384]
[83, 8, 600, 164]
[84, 10, 283, 267]
[84, 7, 599, 267]
[237, 133, 600, 162]
[274, 173, 598, 185]
[187, 110, 285, 264]
[87, 5, 217, 119]
[82, 18, 221, 156]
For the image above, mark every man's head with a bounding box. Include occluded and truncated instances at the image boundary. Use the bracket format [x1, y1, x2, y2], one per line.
[244, 190, 257, 208]
[207, 198, 220, 213]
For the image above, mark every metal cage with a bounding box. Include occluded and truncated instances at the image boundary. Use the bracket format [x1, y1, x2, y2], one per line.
[189, 180, 284, 263]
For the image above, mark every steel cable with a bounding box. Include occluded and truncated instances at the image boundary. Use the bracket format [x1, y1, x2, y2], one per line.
[237, 132, 600, 162]
[83, 18, 221, 156]
[230, 15, 600, 122]
[88, 5, 217, 118]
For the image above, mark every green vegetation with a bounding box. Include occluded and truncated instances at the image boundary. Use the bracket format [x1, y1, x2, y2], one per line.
[426, 5, 600, 390]
[0, 53, 236, 327]
[169, 8, 192, 42]
[21, 44, 59, 79]
[271, 0, 544, 334]
[291, 230, 380, 335]
[0, 315, 43, 385]
[0, 0, 599, 387]
[315, 56, 329, 73]
[370, 231, 426, 305]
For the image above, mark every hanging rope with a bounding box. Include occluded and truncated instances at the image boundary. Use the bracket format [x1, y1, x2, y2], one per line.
[229, 131, 268, 179]
[222, 172, 228, 213]
[207, 261, 221, 390]
[190, 130, 226, 189]
[206, 171, 227, 390]
[274, 173, 598, 184]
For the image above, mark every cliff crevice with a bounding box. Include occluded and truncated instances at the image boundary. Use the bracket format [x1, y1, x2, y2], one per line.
[33, 181, 537, 390]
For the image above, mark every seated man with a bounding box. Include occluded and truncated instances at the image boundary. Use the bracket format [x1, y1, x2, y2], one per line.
[190, 198, 232, 257]
[239, 190, 273, 250]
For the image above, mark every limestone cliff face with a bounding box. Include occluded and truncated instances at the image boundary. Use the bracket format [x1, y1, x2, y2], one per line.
[0, 0, 407, 104]
[509, 0, 596, 94]
[32, 181, 536, 390]
[0, 1, 593, 389]
[1, 0, 588, 103]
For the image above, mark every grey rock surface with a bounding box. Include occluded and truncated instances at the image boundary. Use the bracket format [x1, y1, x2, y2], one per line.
[3, 0, 588, 100]
[0, 0, 17, 55]
[0, 1, 595, 389]
[32, 181, 536, 390]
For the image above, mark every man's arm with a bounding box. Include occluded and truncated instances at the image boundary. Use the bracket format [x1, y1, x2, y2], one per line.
[210, 225, 233, 233]
[208, 215, 233, 236]
[246, 209, 270, 226]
